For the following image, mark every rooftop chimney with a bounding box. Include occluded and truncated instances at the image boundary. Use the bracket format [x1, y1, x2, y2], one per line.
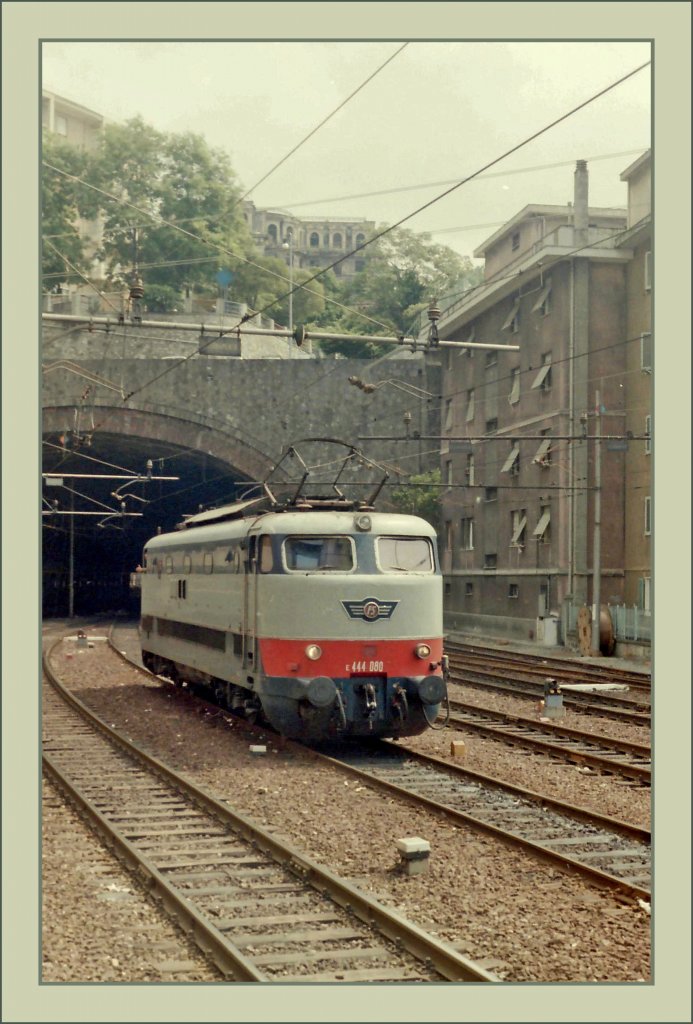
[573, 160, 589, 246]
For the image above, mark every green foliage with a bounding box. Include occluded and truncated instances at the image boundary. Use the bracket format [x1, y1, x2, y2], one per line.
[314, 227, 480, 358]
[88, 117, 251, 293]
[389, 469, 442, 533]
[42, 136, 96, 281]
[143, 283, 183, 313]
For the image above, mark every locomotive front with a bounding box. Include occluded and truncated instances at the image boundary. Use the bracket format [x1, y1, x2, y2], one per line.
[252, 509, 447, 739]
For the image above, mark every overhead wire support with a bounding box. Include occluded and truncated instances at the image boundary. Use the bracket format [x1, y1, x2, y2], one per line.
[42, 312, 519, 354]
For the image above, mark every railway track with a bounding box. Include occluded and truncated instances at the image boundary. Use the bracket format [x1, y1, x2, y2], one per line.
[104, 625, 651, 901]
[316, 741, 651, 902]
[446, 647, 650, 725]
[445, 700, 651, 785]
[42, 641, 496, 984]
[446, 641, 651, 692]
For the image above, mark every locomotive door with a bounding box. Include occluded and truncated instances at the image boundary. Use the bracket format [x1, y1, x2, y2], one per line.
[242, 532, 268, 671]
[242, 535, 257, 670]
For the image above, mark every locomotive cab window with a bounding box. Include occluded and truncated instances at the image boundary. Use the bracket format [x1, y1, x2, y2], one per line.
[377, 536, 434, 573]
[283, 536, 354, 572]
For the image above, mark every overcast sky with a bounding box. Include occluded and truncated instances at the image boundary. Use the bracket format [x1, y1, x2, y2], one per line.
[43, 40, 651, 260]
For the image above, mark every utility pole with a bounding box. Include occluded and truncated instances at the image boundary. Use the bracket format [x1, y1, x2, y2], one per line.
[591, 389, 602, 654]
[68, 489, 75, 618]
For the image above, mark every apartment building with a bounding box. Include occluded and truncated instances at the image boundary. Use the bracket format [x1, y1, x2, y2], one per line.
[435, 159, 651, 643]
[618, 152, 652, 612]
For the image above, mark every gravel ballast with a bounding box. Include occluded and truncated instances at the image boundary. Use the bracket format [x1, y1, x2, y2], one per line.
[43, 637, 652, 983]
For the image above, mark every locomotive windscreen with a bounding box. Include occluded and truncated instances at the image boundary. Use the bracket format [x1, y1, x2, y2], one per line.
[377, 536, 434, 572]
[284, 536, 354, 571]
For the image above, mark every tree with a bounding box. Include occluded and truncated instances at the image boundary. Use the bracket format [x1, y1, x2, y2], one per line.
[42, 136, 98, 282]
[87, 118, 252, 295]
[315, 226, 481, 358]
[389, 468, 442, 533]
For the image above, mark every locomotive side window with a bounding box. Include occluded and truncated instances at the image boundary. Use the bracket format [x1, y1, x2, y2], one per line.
[377, 536, 434, 573]
[284, 536, 354, 571]
[203, 552, 214, 574]
[259, 535, 274, 573]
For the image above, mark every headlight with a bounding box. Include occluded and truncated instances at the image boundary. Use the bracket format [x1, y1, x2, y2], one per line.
[414, 643, 431, 659]
[305, 644, 322, 661]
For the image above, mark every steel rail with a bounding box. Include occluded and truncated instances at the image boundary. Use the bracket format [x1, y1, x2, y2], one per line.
[43, 638, 496, 983]
[446, 663, 651, 725]
[104, 626, 650, 899]
[446, 641, 651, 689]
[311, 743, 650, 902]
[445, 701, 651, 784]
[42, 752, 265, 982]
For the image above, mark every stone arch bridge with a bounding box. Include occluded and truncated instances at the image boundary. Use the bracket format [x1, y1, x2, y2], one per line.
[42, 321, 441, 614]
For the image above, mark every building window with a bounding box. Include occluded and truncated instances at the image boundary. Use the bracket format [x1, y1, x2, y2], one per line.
[638, 576, 652, 614]
[54, 113, 68, 136]
[501, 443, 520, 476]
[502, 297, 521, 332]
[645, 415, 652, 455]
[460, 517, 474, 550]
[644, 251, 652, 292]
[508, 583, 519, 599]
[355, 233, 365, 247]
[333, 233, 343, 248]
[465, 453, 475, 486]
[465, 582, 474, 597]
[510, 508, 527, 547]
[509, 367, 520, 405]
[309, 231, 320, 247]
[267, 223, 278, 244]
[531, 353, 552, 391]
[484, 553, 497, 570]
[511, 232, 520, 251]
[465, 389, 475, 422]
[485, 417, 498, 434]
[531, 280, 552, 316]
[641, 333, 652, 372]
[533, 431, 552, 467]
[533, 505, 551, 543]
[644, 496, 651, 536]
[485, 350, 498, 368]
[484, 487, 498, 502]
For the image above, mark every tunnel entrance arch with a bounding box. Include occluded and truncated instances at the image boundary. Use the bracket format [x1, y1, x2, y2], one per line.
[42, 406, 279, 617]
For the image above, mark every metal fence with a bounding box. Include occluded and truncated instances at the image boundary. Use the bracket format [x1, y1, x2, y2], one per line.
[563, 602, 652, 644]
[606, 604, 652, 643]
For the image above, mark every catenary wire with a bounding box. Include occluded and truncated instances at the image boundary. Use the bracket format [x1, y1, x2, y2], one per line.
[43, 61, 650, 466]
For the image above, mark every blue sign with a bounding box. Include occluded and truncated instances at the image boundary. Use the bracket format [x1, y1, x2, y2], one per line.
[216, 269, 233, 287]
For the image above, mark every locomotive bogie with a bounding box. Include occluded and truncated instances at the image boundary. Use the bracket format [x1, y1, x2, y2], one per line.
[139, 509, 446, 740]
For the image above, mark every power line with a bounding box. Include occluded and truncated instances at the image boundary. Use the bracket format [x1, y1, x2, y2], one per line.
[42, 164, 398, 334]
[270, 149, 647, 211]
[43, 61, 650, 449]
[237, 43, 408, 205]
[41, 146, 645, 252]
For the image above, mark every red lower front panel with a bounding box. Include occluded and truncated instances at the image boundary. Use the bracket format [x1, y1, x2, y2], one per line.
[258, 637, 444, 679]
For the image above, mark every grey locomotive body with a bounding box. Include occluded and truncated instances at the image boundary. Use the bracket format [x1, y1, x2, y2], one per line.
[140, 504, 446, 740]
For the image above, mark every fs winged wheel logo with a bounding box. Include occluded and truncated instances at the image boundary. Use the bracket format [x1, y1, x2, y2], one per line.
[341, 597, 399, 622]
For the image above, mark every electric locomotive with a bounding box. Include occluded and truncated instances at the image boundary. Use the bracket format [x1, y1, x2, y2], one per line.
[139, 441, 447, 740]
